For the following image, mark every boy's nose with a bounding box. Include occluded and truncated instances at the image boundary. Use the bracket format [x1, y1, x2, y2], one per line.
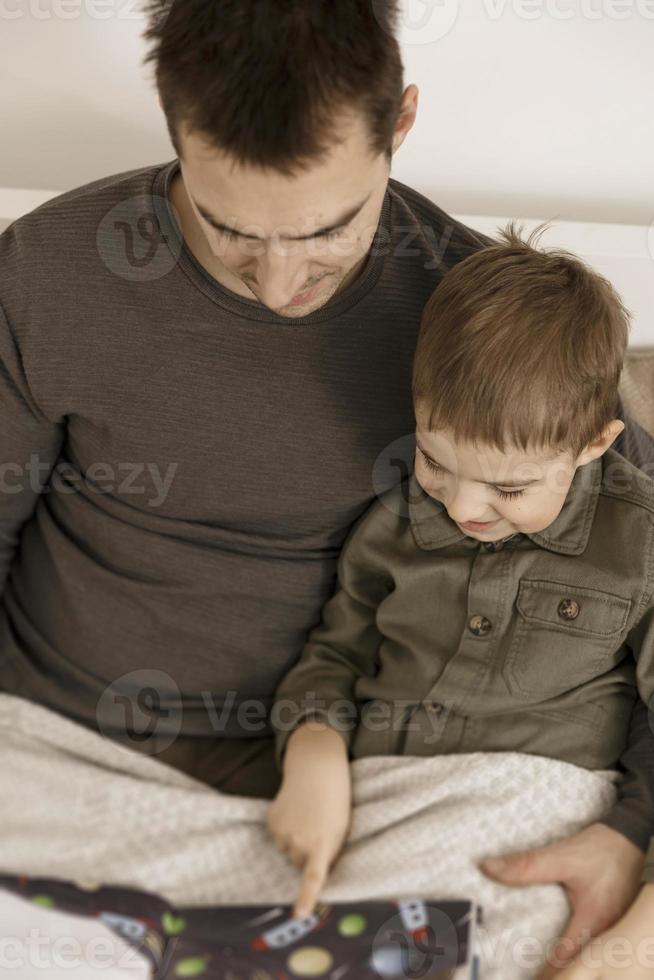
[444, 485, 494, 525]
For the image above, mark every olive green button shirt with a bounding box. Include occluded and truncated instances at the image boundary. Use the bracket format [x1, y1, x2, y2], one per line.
[271, 447, 654, 881]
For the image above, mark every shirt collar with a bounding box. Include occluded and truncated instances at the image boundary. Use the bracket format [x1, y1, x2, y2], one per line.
[408, 454, 603, 555]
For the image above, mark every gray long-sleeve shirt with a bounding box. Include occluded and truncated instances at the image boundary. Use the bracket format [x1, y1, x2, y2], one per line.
[1, 158, 654, 853]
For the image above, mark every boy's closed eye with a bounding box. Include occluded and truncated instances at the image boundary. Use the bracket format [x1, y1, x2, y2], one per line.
[417, 448, 527, 500]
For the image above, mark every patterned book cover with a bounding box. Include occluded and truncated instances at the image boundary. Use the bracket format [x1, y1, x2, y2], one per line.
[0, 873, 482, 979]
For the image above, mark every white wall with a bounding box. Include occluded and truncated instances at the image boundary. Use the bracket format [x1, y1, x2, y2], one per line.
[392, 0, 654, 225]
[1, 0, 653, 225]
[458, 215, 654, 348]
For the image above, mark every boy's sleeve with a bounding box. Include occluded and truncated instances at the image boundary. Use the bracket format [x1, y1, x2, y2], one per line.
[596, 595, 654, 858]
[271, 503, 394, 773]
[0, 299, 65, 595]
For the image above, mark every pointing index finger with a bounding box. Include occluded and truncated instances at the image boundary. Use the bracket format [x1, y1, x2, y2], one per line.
[293, 849, 331, 919]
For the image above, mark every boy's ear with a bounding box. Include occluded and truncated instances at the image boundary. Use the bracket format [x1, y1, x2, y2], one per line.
[575, 419, 625, 466]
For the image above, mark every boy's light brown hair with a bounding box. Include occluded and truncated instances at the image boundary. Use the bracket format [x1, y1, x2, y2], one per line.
[412, 222, 631, 459]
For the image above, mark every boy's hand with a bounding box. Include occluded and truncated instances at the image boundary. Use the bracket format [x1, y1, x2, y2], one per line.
[266, 721, 352, 919]
[478, 823, 646, 974]
[537, 882, 654, 979]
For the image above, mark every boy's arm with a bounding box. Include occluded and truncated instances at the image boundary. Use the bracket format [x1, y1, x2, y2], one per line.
[0, 299, 65, 596]
[267, 719, 353, 918]
[597, 596, 654, 874]
[269, 507, 392, 917]
[271, 503, 393, 773]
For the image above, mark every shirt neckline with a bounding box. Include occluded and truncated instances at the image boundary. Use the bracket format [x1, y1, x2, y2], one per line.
[150, 158, 393, 325]
[408, 454, 603, 556]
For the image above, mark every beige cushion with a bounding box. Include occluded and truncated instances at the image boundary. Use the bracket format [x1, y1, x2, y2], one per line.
[620, 348, 654, 438]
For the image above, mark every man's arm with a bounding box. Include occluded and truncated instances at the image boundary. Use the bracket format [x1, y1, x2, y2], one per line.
[0, 299, 65, 595]
[614, 396, 654, 479]
[596, 696, 654, 854]
[597, 400, 654, 854]
[597, 592, 654, 863]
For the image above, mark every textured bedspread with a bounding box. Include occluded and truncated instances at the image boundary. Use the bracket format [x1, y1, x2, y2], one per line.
[0, 693, 621, 979]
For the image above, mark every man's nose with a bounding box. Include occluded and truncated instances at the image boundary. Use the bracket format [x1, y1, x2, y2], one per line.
[250, 249, 313, 311]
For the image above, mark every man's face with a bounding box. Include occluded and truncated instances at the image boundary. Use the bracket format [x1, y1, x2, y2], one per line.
[413, 402, 581, 541]
[173, 111, 393, 317]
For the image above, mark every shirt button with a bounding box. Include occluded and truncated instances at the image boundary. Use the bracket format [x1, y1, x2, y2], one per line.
[427, 702, 443, 714]
[468, 614, 492, 636]
[558, 598, 581, 621]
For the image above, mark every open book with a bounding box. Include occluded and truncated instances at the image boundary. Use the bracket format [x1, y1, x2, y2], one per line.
[0, 873, 481, 978]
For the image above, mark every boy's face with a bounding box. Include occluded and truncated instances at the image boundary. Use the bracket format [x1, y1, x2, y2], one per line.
[413, 402, 620, 541]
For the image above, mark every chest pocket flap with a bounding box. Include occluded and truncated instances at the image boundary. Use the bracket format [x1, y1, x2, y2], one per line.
[516, 579, 632, 637]
[503, 578, 634, 700]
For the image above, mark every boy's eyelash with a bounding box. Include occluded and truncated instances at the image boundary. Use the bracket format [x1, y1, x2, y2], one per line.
[421, 455, 441, 474]
[419, 453, 526, 500]
[495, 487, 526, 500]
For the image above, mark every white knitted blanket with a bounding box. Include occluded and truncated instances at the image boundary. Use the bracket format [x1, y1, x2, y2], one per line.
[0, 694, 621, 979]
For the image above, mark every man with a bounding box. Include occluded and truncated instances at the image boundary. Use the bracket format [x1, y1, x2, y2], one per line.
[0, 1, 652, 972]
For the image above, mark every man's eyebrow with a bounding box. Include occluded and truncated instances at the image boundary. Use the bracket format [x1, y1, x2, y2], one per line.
[192, 192, 372, 241]
[415, 441, 542, 487]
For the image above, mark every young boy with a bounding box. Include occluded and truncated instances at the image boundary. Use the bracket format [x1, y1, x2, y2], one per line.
[266, 223, 654, 927]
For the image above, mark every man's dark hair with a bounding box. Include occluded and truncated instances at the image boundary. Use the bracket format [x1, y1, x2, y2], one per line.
[142, 0, 405, 176]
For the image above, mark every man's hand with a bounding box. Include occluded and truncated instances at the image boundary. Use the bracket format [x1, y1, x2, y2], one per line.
[477, 823, 646, 976]
[545, 883, 654, 979]
[266, 721, 352, 920]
